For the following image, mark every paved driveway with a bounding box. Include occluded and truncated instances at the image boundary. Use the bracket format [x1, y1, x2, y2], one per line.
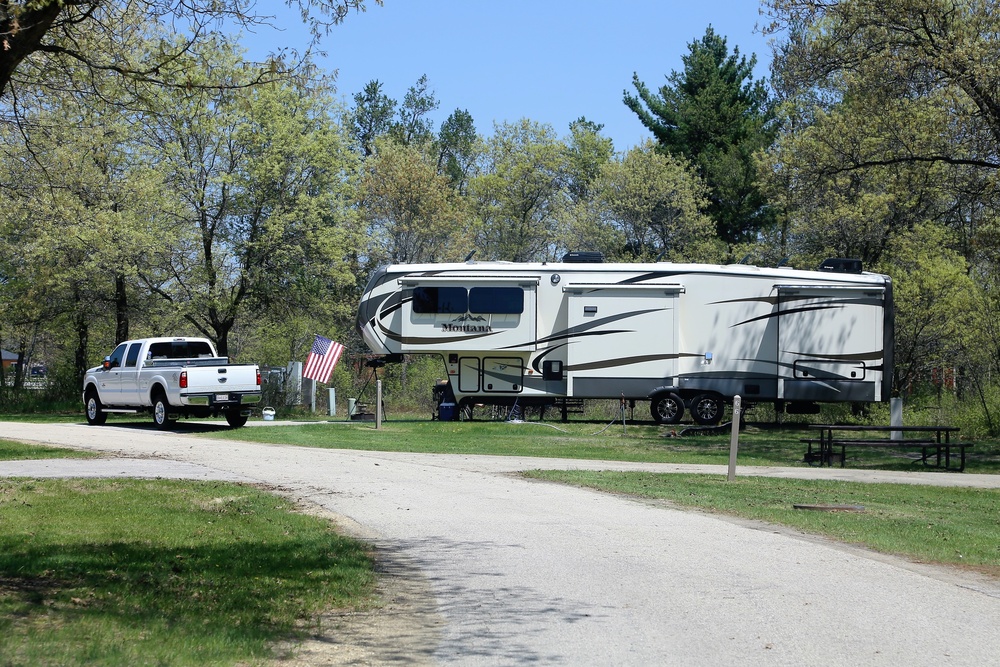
[3, 421, 1000, 666]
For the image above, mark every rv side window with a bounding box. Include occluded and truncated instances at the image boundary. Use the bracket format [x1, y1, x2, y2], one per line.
[469, 287, 524, 314]
[412, 286, 468, 314]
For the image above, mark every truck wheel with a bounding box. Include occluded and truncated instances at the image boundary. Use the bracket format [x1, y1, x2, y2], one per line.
[85, 390, 108, 425]
[225, 412, 248, 428]
[152, 393, 175, 430]
[650, 392, 684, 424]
[690, 394, 724, 426]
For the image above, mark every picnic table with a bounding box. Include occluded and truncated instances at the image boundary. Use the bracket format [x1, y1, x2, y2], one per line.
[803, 424, 970, 472]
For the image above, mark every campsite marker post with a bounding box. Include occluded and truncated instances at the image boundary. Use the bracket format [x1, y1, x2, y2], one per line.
[727, 395, 742, 481]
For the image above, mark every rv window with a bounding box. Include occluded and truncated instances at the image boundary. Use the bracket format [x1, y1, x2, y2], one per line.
[412, 286, 468, 314]
[469, 287, 524, 314]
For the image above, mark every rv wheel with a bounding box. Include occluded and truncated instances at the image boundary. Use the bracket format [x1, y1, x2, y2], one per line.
[650, 393, 684, 424]
[690, 394, 724, 426]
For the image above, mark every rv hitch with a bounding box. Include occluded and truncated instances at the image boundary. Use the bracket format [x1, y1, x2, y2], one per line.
[366, 354, 403, 368]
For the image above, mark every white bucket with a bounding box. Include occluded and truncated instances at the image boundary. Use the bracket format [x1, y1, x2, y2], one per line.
[262, 407, 275, 421]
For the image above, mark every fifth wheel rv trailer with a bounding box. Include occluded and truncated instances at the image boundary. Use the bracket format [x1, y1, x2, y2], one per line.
[356, 257, 893, 424]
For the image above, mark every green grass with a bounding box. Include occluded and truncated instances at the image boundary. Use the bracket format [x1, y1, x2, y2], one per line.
[0, 479, 374, 666]
[523, 471, 1000, 575]
[199, 419, 1000, 473]
[0, 438, 97, 460]
[0, 412, 85, 423]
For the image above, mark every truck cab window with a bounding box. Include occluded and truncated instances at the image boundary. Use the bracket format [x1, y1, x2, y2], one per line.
[108, 343, 127, 369]
[124, 343, 142, 368]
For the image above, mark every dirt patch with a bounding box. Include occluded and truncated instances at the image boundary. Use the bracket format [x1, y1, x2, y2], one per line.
[270, 494, 443, 666]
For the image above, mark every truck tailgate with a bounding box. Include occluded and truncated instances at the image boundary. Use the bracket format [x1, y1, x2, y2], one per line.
[185, 365, 259, 394]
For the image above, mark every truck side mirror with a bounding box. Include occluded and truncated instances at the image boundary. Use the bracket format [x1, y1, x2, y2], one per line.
[102, 356, 112, 370]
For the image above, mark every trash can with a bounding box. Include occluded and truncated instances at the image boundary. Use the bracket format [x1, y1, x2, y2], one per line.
[348, 398, 357, 417]
[438, 402, 456, 421]
[262, 407, 275, 421]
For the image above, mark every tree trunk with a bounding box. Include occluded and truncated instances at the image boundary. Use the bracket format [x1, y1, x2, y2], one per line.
[213, 319, 231, 358]
[74, 310, 90, 385]
[115, 273, 129, 343]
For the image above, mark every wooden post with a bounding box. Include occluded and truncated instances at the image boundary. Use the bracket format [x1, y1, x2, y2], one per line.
[727, 396, 742, 482]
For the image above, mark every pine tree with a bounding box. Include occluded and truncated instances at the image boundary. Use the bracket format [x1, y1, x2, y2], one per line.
[624, 26, 775, 245]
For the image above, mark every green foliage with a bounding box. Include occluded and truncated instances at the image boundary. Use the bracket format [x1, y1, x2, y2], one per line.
[0, 1, 376, 100]
[877, 224, 975, 395]
[360, 139, 473, 264]
[593, 141, 721, 262]
[565, 117, 615, 203]
[350, 74, 441, 156]
[391, 74, 440, 146]
[143, 40, 361, 356]
[624, 26, 775, 244]
[469, 119, 568, 261]
[436, 108, 480, 192]
[351, 79, 396, 155]
[763, 0, 1000, 427]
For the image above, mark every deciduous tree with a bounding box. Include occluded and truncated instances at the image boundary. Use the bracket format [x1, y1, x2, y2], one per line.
[142, 40, 360, 357]
[594, 141, 718, 262]
[468, 119, 567, 262]
[0, 1, 376, 100]
[361, 139, 471, 265]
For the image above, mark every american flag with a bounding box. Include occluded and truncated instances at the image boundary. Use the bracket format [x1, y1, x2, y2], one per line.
[302, 335, 344, 384]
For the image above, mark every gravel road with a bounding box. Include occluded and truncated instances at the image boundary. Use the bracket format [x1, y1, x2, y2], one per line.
[3, 420, 1000, 666]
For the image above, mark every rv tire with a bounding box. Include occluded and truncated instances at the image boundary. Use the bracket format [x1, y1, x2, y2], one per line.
[690, 394, 724, 426]
[650, 392, 684, 424]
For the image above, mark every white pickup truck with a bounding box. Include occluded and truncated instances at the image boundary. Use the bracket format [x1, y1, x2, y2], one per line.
[83, 337, 262, 429]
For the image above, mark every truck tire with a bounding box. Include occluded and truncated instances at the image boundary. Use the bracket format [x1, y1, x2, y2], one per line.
[650, 392, 684, 424]
[225, 411, 248, 428]
[690, 394, 724, 426]
[152, 392, 175, 430]
[85, 389, 108, 425]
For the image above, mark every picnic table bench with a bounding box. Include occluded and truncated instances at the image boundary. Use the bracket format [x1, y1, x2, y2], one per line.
[803, 425, 970, 472]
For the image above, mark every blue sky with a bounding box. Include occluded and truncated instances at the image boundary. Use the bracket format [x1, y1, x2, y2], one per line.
[244, 1, 774, 152]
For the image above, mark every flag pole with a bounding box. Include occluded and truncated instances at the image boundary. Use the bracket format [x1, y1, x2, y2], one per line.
[309, 333, 316, 414]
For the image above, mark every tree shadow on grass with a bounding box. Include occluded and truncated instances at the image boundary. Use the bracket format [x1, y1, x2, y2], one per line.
[0, 484, 373, 665]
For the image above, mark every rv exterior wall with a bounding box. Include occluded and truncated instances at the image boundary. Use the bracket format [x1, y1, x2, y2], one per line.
[356, 261, 892, 423]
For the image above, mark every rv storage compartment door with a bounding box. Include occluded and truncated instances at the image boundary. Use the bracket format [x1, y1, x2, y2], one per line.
[564, 284, 682, 398]
[399, 277, 538, 352]
[777, 285, 886, 402]
[482, 357, 523, 392]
